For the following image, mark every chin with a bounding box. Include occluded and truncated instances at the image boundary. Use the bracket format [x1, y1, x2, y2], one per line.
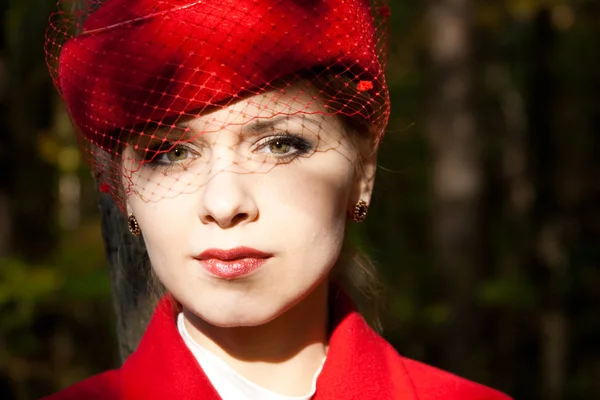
[181, 293, 287, 328]
[203, 314, 274, 328]
[199, 306, 283, 328]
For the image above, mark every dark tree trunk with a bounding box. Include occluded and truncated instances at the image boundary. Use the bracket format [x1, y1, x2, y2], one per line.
[425, 0, 483, 378]
[98, 193, 156, 362]
[0, 1, 11, 258]
[8, 0, 57, 261]
[527, 9, 566, 400]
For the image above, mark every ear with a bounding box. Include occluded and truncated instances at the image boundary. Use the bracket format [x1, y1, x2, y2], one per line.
[349, 138, 377, 211]
[125, 200, 134, 216]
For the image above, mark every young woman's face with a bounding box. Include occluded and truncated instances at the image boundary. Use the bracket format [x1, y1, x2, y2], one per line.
[124, 84, 374, 327]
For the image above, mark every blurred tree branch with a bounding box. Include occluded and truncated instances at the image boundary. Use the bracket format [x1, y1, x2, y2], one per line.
[425, 0, 483, 377]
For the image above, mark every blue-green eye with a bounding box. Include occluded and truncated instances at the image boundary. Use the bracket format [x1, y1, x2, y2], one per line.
[163, 146, 190, 162]
[269, 140, 291, 154]
[257, 134, 312, 160]
[143, 141, 195, 164]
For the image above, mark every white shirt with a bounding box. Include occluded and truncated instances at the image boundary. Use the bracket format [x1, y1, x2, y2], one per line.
[177, 313, 325, 400]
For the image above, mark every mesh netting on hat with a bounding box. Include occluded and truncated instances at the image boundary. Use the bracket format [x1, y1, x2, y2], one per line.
[45, 0, 390, 212]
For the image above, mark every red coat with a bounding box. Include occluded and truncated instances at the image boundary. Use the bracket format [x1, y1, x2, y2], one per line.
[43, 293, 512, 400]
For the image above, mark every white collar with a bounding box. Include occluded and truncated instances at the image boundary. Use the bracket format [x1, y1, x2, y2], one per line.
[177, 313, 325, 400]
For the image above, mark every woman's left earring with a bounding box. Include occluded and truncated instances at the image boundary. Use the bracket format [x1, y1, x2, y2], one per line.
[127, 214, 142, 236]
[351, 200, 369, 222]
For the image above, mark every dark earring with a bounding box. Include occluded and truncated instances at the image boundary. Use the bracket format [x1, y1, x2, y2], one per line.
[351, 200, 369, 222]
[127, 214, 142, 236]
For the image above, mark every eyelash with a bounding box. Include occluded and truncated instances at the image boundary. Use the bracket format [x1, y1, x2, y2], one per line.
[139, 133, 313, 170]
[138, 141, 198, 174]
[255, 134, 313, 162]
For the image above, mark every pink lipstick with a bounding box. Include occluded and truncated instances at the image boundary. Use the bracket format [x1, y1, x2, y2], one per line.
[195, 247, 271, 279]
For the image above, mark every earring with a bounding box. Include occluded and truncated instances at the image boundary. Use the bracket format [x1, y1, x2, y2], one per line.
[127, 214, 142, 236]
[352, 200, 369, 222]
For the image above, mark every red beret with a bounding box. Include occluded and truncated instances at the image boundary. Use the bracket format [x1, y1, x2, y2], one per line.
[51, 0, 388, 150]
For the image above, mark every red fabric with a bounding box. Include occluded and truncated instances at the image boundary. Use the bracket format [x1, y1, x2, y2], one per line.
[42, 291, 512, 400]
[57, 0, 386, 151]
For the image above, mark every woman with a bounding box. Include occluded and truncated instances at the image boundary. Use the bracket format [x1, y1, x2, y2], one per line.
[43, 0, 512, 399]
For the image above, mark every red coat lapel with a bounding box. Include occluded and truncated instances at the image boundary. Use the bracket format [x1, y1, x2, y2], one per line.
[44, 290, 512, 400]
[121, 296, 221, 399]
[120, 290, 413, 399]
[314, 289, 418, 400]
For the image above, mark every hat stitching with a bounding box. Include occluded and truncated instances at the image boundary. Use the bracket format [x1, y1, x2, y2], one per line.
[81, 0, 204, 37]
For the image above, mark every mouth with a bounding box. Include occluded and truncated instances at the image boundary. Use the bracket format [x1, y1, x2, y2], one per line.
[194, 247, 272, 279]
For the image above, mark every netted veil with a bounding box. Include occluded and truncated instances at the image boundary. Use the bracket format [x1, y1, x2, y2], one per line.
[45, 0, 390, 211]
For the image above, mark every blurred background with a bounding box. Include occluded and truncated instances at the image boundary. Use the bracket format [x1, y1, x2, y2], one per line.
[1, 0, 599, 399]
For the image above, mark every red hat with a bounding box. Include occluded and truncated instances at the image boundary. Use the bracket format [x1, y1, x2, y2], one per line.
[48, 0, 389, 151]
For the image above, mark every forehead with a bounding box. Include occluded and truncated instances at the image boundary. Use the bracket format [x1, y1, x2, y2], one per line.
[181, 83, 332, 134]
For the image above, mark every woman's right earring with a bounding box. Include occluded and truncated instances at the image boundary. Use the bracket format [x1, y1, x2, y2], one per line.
[352, 200, 369, 222]
[127, 214, 142, 237]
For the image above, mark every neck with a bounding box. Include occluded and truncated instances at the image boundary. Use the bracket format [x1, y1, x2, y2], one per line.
[182, 281, 329, 396]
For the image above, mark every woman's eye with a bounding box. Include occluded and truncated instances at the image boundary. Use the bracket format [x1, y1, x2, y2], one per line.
[143, 142, 196, 164]
[258, 135, 312, 159]
[164, 146, 190, 162]
[269, 140, 291, 154]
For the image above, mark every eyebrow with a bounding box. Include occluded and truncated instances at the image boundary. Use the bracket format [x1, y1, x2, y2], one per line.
[242, 114, 323, 134]
[146, 124, 189, 140]
[144, 113, 325, 143]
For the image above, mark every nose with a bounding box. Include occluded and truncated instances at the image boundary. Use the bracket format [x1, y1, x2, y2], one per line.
[198, 169, 258, 229]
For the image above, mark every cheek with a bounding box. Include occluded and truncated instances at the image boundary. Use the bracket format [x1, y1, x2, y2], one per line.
[261, 154, 354, 253]
[128, 195, 194, 273]
[273, 154, 353, 213]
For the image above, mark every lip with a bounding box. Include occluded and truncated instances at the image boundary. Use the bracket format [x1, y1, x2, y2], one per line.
[194, 247, 272, 279]
[195, 247, 272, 261]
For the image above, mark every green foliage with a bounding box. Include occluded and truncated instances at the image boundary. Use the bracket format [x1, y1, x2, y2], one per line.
[0, 221, 113, 399]
[477, 276, 538, 309]
[0, 258, 62, 330]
